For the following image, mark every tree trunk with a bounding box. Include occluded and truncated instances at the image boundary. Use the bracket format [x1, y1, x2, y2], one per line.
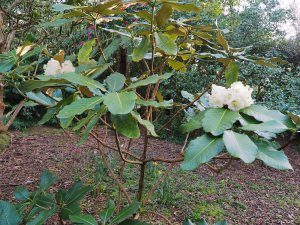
[0, 10, 6, 133]
[0, 9, 17, 133]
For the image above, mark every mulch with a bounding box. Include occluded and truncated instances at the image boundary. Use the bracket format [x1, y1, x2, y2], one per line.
[0, 126, 299, 225]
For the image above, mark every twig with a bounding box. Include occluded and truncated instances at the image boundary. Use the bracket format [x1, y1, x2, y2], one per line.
[113, 129, 142, 164]
[96, 131, 132, 203]
[147, 211, 173, 225]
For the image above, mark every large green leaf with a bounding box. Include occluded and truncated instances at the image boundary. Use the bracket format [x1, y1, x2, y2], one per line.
[241, 105, 286, 122]
[214, 221, 228, 225]
[20, 80, 68, 93]
[287, 112, 300, 129]
[154, 32, 177, 55]
[183, 219, 197, 225]
[52, 3, 78, 12]
[217, 30, 229, 51]
[131, 112, 158, 137]
[181, 111, 206, 133]
[118, 219, 151, 225]
[57, 96, 103, 118]
[27, 207, 57, 225]
[69, 214, 97, 225]
[135, 99, 173, 108]
[198, 219, 209, 225]
[0, 58, 16, 73]
[111, 114, 140, 138]
[111, 202, 140, 224]
[78, 106, 106, 145]
[40, 170, 56, 190]
[167, 2, 200, 13]
[241, 120, 288, 133]
[39, 94, 76, 125]
[78, 39, 96, 65]
[40, 18, 72, 28]
[60, 202, 81, 220]
[181, 134, 224, 171]
[255, 141, 293, 170]
[42, 72, 107, 92]
[225, 61, 238, 87]
[61, 182, 93, 205]
[0, 201, 21, 225]
[99, 200, 116, 225]
[223, 130, 257, 163]
[156, 4, 173, 28]
[132, 36, 151, 62]
[26, 92, 56, 106]
[104, 92, 136, 115]
[106, 72, 126, 92]
[202, 109, 240, 136]
[127, 73, 172, 90]
[14, 187, 30, 201]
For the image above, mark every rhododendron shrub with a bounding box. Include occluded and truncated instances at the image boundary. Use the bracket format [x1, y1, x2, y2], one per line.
[0, 0, 299, 224]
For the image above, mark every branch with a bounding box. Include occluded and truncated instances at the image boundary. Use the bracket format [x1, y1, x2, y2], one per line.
[4, 99, 26, 130]
[97, 140, 132, 203]
[157, 65, 226, 132]
[113, 129, 143, 165]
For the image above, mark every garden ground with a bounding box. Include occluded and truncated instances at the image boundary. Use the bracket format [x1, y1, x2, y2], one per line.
[0, 127, 299, 225]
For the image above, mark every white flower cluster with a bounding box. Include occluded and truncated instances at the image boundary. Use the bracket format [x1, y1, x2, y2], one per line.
[208, 82, 254, 111]
[44, 59, 75, 76]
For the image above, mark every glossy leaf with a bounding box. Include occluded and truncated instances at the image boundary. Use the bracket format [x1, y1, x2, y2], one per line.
[135, 99, 173, 108]
[255, 141, 293, 170]
[99, 200, 116, 225]
[14, 187, 30, 201]
[106, 72, 126, 92]
[225, 61, 238, 87]
[69, 214, 97, 225]
[118, 219, 151, 225]
[0, 201, 21, 225]
[57, 96, 103, 119]
[78, 39, 96, 65]
[202, 109, 240, 136]
[111, 202, 140, 224]
[27, 207, 57, 225]
[111, 114, 140, 138]
[20, 80, 67, 93]
[214, 221, 228, 225]
[156, 4, 173, 28]
[217, 30, 229, 51]
[127, 73, 172, 90]
[241, 105, 286, 122]
[241, 120, 288, 133]
[104, 92, 137, 115]
[167, 2, 200, 13]
[181, 134, 224, 170]
[40, 170, 56, 190]
[131, 112, 158, 137]
[223, 130, 257, 163]
[154, 32, 177, 55]
[132, 36, 151, 62]
[78, 106, 106, 145]
[26, 92, 56, 106]
[40, 19, 72, 28]
[52, 4, 78, 12]
[181, 111, 206, 133]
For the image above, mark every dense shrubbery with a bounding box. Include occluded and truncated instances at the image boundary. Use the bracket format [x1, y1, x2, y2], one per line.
[0, 0, 299, 224]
